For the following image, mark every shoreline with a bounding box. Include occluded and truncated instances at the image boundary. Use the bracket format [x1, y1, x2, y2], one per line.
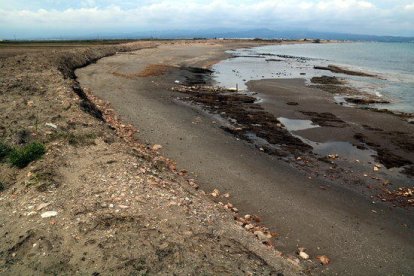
[76, 41, 414, 275]
[214, 42, 414, 116]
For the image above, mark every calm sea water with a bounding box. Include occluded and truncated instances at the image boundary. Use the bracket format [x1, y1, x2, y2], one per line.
[213, 42, 414, 113]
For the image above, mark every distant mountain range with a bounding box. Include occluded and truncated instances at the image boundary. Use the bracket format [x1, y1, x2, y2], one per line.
[92, 28, 414, 42]
[6, 28, 414, 42]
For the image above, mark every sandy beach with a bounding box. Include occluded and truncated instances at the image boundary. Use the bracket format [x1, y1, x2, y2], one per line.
[76, 41, 414, 275]
[1, 40, 307, 275]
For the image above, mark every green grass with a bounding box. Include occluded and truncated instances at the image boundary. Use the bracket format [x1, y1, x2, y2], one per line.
[9, 142, 46, 168]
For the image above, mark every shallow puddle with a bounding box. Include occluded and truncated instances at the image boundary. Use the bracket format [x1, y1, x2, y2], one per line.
[278, 117, 319, 132]
[308, 140, 375, 163]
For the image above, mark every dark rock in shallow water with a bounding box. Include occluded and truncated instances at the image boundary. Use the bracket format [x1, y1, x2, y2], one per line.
[300, 111, 348, 128]
[179, 66, 213, 86]
[344, 97, 390, 105]
[314, 65, 376, 77]
[311, 75, 344, 85]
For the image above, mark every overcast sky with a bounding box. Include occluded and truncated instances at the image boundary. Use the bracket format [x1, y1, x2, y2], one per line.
[1, 0, 413, 39]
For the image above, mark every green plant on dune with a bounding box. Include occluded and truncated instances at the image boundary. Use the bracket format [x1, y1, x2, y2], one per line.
[0, 142, 13, 162]
[9, 142, 46, 168]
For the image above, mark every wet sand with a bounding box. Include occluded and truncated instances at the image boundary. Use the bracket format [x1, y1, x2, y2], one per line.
[76, 41, 414, 275]
[248, 79, 414, 167]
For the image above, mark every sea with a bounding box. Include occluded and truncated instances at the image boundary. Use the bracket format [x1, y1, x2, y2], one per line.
[213, 42, 414, 113]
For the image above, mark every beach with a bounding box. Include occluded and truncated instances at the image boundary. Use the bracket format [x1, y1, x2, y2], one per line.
[76, 41, 414, 275]
[0, 40, 305, 275]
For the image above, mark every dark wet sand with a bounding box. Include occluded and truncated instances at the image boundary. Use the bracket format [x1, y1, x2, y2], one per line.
[76, 42, 414, 275]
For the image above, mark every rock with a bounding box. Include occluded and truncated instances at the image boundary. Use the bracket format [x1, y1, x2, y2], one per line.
[152, 144, 162, 151]
[299, 251, 309, 260]
[41, 211, 58, 218]
[45, 123, 58, 129]
[316, 255, 331, 265]
[298, 248, 309, 260]
[327, 154, 339, 159]
[224, 203, 233, 209]
[211, 189, 220, 197]
[254, 230, 272, 241]
[36, 203, 50, 211]
[245, 224, 254, 230]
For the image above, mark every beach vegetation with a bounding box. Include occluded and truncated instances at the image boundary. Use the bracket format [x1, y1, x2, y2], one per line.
[0, 142, 13, 162]
[49, 131, 97, 146]
[8, 142, 46, 168]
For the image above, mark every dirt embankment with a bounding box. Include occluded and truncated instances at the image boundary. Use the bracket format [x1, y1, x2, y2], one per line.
[0, 41, 302, 275]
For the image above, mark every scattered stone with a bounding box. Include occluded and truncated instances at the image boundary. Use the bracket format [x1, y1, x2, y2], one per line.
[45, 123, 58, 129]
[254, 230, 271, 242]
[327, 154, 339, 159]
[316, 255, 331, 265]
[299, 251, 309, 260]
[224, 203, 233, 209]
[298, 247, 309, 260]
[41, 211, 58, 218]
[152, 144, 162, 151]
[245, 224, 254, 230]
[211, 189, 220, 197]
[36, 203, 50, 211]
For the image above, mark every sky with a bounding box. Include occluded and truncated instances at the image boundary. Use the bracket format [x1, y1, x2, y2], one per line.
[1, 0, 413, 39]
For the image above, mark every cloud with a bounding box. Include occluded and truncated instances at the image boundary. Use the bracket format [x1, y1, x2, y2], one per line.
[405, 3, 414, 10]
[0, 0, 413, 38]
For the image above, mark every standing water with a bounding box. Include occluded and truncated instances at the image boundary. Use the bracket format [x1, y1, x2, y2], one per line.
[213, 42, 414, 113]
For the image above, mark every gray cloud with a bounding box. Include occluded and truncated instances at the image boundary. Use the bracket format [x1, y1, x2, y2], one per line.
[0, 0, 413, 38]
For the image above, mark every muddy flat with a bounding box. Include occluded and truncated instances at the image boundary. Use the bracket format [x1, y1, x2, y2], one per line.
[76, 42, 414, 275]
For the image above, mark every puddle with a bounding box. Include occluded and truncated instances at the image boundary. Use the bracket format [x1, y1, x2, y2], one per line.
[334, 95, 353, 107]
[308, 140, 375, 163]
[278, 117, 319, 132]
[245, 132, 279, 149]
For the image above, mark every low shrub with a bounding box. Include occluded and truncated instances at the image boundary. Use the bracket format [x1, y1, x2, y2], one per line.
[68, 132, 97, 146]
[49, 131, 97, 146]
[0, 142, 13, 162]
[9, 142, 46, 168]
